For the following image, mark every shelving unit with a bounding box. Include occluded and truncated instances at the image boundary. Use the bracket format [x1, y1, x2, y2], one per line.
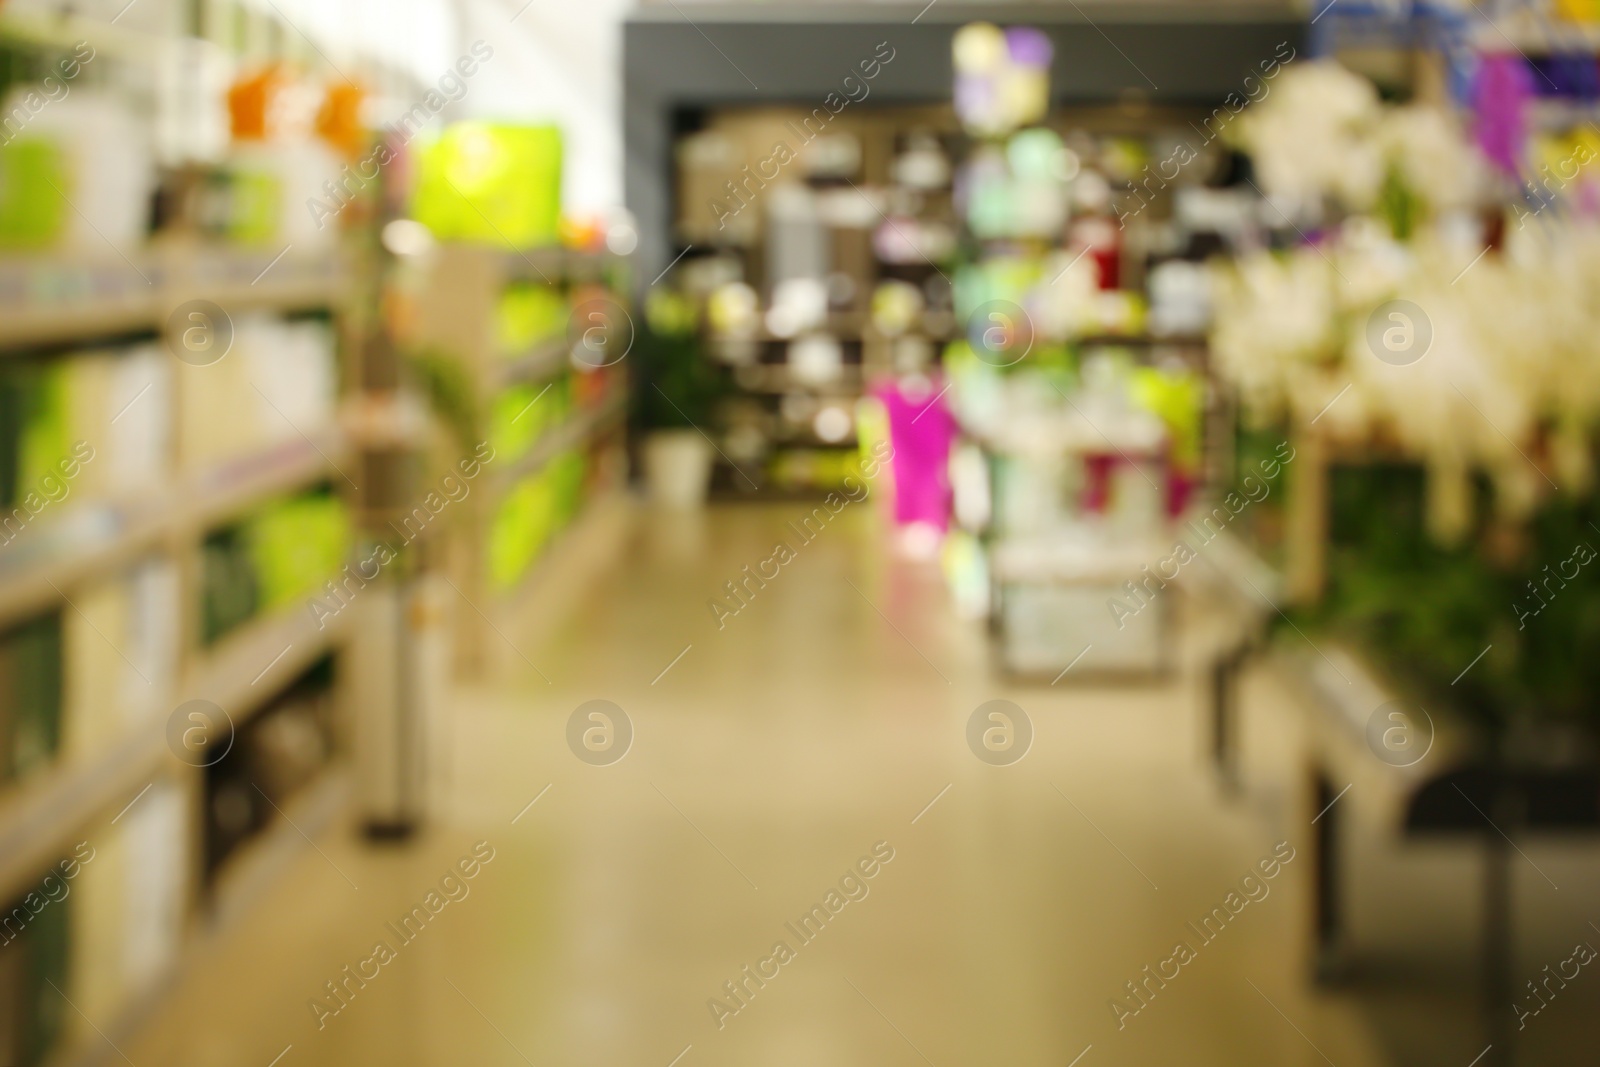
[1192, 519, 1514, 994]
[496, 336, 570, 389]
[0, 3, 577, 1063]
[668, 106, 960, 491]
[0, 241, 357, 1067]
[0, 245, 348, 353]
[0, 433, 346, 630]
[489, 392, 629, 489]
[180, 598, 352, 720]
[407, 242, 632, 668]
[1195, 452, 1599, 1067]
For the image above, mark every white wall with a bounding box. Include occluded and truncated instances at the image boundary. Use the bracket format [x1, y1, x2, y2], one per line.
[453, 0, 631, 216]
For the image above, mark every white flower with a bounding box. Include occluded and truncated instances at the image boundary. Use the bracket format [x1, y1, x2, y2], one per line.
[1234, 61, 1384, 212]
[1377, 105, 1485, 214]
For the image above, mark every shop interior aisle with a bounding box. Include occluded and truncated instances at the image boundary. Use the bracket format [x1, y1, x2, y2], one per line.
[109, 499, 1466, 1067]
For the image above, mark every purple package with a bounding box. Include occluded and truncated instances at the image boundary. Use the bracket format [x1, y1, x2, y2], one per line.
[1473, 53, 1533, 178]
[1005, 26, 1053, 69]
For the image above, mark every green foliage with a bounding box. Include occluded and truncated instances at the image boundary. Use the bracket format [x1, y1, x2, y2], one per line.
[1294, 462, 1600, 734]
[633, 310, 724, 430]
[1378, 163, 1419, 242]
[1228, 422, 1293, 564]
[405, 345, 481, 454]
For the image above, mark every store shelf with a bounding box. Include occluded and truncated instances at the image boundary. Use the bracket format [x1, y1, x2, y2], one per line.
[0, 716, 169, 905]
[493, 393, 628, 486]
[411, 243, 632, 673]
[0, 501, 169, 631]
[494, 485, 633, 624]
[181, 431, 351, 533]
[708, 315, 959, 347]
[966, 411, 1168, 458]
[734, 363, 866, 394]
[503, 247, 627, 283]
[715, 327, 1198, 352]
[990, 533, 1170, 584]
[0, 255, 162, 351]
[1195, 529, 1469, 807]
[176, 244, 349, 316]
[738, 313, 871, 343]
[1076, 333, 1208, 348]
[1193, 527, 1287, 620]
[1265, 638, 1476, 821]
[1472, 17, 1600, 54]
[0, 592, 355, 906]
[0, 245, 349, 353]
[496, 336, 570, 387]
[0, 432, 347, 629]
[43, 768, 353, 1067]
[770, 429, 861, 449]
[182, 597, 353, 722]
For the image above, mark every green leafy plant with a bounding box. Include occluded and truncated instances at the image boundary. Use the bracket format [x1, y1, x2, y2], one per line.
[1291, 460, 1600, 743]
[634, 289, 725, 431]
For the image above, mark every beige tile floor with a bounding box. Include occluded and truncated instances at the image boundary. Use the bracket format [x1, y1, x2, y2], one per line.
[117, 500, 1530, 1067]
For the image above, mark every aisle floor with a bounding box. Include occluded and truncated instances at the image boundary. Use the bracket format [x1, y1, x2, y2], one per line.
[121, 500, 1447, 1066]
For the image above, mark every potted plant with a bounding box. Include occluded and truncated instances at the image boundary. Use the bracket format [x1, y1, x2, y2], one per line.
[634, 287, 724, 507]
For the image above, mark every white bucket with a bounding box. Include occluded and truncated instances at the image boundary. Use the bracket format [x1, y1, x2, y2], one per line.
[644, 429, 715, 508]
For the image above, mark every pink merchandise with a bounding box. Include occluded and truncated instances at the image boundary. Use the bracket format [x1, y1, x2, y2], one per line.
[875, 377, 959, 532]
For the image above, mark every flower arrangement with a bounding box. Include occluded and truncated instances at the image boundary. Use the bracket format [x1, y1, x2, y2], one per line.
[1214, 61, 1600, 542]
[1213, 60, 1600, 736]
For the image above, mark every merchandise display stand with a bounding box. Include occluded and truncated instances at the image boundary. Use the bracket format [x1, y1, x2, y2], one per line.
[960, 413, 1181, 679]
[1200, 484, 1600, 1067]
[932, 25, 1219, 681]
[1185, 13, 1600, 1058]
[407, 244, 631, 671]
[0, 5, 626, 1065]
[0, 244, 357, 1064]
[1192, 527, 1282, 784]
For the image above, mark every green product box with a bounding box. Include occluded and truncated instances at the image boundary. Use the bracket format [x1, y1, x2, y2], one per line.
[0, 140, 68, 249]
[226, 165, 284, 246]
[490, 383, 546, 463]
[245, 492, 352, 610]
[496, 282, 568, 355]
[0, 363, 70, 505]
[0, 611, 63, 784]
[412, 123, 562, 248]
